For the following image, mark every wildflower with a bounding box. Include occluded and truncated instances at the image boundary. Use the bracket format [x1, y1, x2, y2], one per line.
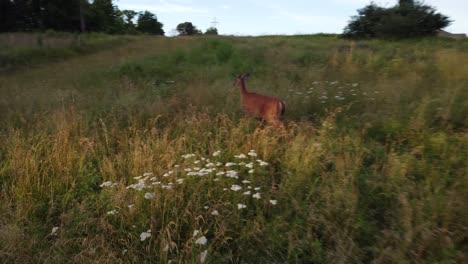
[242, 179, 251, 184]
[226, 170, 238, 178]
[50, 227, 59, 236]
[144, 192, 155, 199]
[253, 193, 261, 199]
[162, 184, 172, 189]
[258, 160, 269, 166]
[248, 169, 255, 174]
[176, 178, 184, 184]
[163, 173, 170, 177]
[182, 153, 196, 159]
[237, 204, 247, 209]
[143, 172, 153, 177]
[212, 150, 221, 157]
[254, 187, 261, 191]
[106, 209, 117, 215]
[243, 191, 251, 195]
[128, 204, 135, 209]
[174, 164, 180, 168]
[216, 162, 223, 166]
[269, 200, 277, 205]
[234, 154, 247, 159]
[248, 150, 257, 157]
[206, 162, 215, 167]
[225, 162, 237, 167]
[245, 162, 254, 168]
[194, 160, 201, 164]
[133, 176, 142, 180]
[193, 230, 200, 237]
[100, 181, 118, 188]
[200, 250, 208, 263]
[193, 167, 201, 171]
[211, 210, 219, 216]
[352, 83, 359, 87]
[150, 177, 157, 181]
[230, 185, 242, 191]
[204, 206, 209, 210]
[195, 236, 207, 245]
[140, 230, 151, 241]
[185, 168, 192, 172]
[216, 171, 225, 176]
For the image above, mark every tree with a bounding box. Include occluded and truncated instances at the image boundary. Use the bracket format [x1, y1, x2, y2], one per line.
[136, 11, 164, 35]
[176, 22, 201, 36]
[205, 27, 218, 35]
[342, 0, 451, 39]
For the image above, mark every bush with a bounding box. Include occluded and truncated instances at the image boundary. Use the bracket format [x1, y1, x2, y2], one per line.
[342, 0, 451, 39]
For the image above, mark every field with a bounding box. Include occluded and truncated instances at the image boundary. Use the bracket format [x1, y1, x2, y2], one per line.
[0, 33, 466, 263]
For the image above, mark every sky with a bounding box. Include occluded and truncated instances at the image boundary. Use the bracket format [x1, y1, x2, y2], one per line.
[116, 0, 468, 36]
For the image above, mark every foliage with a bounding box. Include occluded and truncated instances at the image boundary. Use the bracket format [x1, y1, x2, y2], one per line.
[0, 0, 163, 35]
[176, 22, 202, 36]
[205, 27, 219, 35]
[136, 11, 164, 35]
[0, 34, 467, 263]
[343, 0, 451, 39]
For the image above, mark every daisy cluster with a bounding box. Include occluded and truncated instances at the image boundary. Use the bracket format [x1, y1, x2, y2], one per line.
[100, 149, 278, 251]
[287, 80, 379, 104]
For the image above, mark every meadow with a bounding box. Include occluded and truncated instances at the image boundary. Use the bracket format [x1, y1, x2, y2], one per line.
[0, 33, 466, 263]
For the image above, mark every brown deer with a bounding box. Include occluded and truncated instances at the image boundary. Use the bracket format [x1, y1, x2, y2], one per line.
[234, 73, 286, 127]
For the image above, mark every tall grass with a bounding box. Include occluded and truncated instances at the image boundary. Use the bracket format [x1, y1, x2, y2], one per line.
[0, 34, 466, 263]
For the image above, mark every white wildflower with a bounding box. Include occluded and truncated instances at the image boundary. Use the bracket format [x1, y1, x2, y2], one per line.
[243, 191, 251, 195]
[128, 204, 135, 209]
[194, 160, 200, 164]
[143, 172, 153, 177]
[100, 181, 118, 188]
[182, 153, 196, 159]
[195, 236, 207, 245]
[176, 178, 184, 184]
[230, 184, 242, 191]
[269, 200, 277, 205]
[140, 230, 151, 241]
[254, 187, 261, 191]
[253, 193, 261, 199]
[237, 204, 247, 209]
[258, 160, 269, 166]
[226, 170, 238, 178]
[50, 226, 59, 236]
[193, 230, 200, 237]
[216, 171, 225, 176]
[212, 150, 221, 157]
[211, 210, 219, 216]
[248, 150, 257, 157]
[248, 169, 255, 174]
[144, 192, 155, 199]
[245, 162, 254, 168]
[234, 154, 247, 159]
[225, 162, 237, 167]
[242, 180, 251, 184]
[163, 173, 170, 177]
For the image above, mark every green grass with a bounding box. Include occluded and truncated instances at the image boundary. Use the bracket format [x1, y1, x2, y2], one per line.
[0, 34, 467, 263]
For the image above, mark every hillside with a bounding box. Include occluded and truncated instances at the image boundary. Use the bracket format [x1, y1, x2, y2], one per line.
[0, 34, 466, 263]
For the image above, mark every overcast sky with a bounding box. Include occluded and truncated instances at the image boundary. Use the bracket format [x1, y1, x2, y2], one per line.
[116, 0, 468, 36]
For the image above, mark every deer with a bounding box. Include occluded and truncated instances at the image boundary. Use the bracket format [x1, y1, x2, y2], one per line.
[234, 73, 286, 127]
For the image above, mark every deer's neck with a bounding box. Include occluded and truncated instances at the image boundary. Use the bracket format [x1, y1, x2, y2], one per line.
[239, 80, 249, 97]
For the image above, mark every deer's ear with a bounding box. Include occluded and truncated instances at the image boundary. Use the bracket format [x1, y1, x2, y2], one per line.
[242, 73, 250, 79]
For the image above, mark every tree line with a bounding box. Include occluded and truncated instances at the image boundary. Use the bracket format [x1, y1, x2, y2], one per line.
[0, 0, 451, 39]
[1, 0, 166, 35]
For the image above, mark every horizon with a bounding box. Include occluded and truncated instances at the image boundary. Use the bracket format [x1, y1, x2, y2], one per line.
[116, 0, 468, 36]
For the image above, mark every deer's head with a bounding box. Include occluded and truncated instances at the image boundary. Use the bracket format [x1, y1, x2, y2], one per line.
[233, 73, 250, 87]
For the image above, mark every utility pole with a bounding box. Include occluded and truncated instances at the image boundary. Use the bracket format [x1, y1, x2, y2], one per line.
[210, 17, 219, 29]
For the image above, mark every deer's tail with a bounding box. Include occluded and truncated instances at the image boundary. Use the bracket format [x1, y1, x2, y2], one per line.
[278, 100, 286, 117]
